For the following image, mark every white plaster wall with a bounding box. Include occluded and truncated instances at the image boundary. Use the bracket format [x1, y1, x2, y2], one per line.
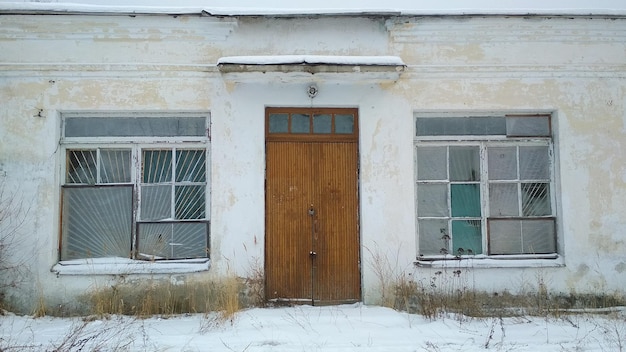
[0, 14, 624, 311]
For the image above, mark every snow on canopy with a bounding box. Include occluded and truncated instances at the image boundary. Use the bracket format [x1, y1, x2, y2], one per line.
[0, 0, 625, 16]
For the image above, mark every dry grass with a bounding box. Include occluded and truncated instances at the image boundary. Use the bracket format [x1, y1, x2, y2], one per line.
[392, 269, 626, 319]
[80, 275, 244, 319]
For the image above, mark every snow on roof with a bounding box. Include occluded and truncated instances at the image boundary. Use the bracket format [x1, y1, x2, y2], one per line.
[0, 0, 625, 16]
[217, 55, 406, 66]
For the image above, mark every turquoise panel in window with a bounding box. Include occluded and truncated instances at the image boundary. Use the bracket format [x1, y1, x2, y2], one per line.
[269, 113, 289, 133]
[313, 114, 332, 133]
[452, 220, 482, 255]
[450, 184, 481, 217]
[449, 146, 480, 181]
[292, 113, 310, 133]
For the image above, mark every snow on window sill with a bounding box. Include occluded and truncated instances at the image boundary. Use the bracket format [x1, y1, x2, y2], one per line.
[51, 257, 210, 275]
[415, 254, 564, 269]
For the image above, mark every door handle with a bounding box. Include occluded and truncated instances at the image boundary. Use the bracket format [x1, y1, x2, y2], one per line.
[309, 251, 317, 257]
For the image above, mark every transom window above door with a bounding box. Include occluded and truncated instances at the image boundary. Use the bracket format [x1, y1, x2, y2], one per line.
[414, 113, 557, 259]
[266, 108, 358, 141]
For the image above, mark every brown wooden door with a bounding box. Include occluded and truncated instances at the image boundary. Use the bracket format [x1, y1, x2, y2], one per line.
[265, 108, 360, 304]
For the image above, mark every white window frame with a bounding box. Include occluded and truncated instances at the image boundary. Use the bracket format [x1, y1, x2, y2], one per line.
[414, 112, 558, 263]
[56, 112, 211, 273]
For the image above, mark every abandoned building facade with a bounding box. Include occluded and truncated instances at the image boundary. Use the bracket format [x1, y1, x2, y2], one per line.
[0, 3, 625, 311]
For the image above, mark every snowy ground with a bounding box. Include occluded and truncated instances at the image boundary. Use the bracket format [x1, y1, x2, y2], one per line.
[1, 304, 625, 351]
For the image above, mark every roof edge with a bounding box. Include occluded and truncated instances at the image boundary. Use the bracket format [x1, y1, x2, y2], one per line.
[1, 3, 626, 17]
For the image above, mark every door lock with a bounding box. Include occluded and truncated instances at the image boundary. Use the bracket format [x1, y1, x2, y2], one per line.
[308, 205, 315, 216]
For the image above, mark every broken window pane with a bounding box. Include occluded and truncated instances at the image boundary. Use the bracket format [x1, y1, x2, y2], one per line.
[61, 186, 132, 260]
[452, 220, 482, 255]
[520, 146, 550, 180]
[291, 113, 310, 133]
[489, 183, 519, 216]
[451, 184, 481, 217]
[143, 150, 173, 183]
[100, 149, 131, 184]
[269, 113, 289, 133]
[66, 150, 97, 184]
[522, 183, 551, 216]
[175, 185, 206, 219]
[176, 149, 206, 183]
[417, 184, 448, 217]
[416, 146, 447, 180]
[335, 114, 354, 134]
[450, 146, 480, 181]
[418, 219, 449, 256]
[313, 114, 332, 134]
[488, 147, 517, 180]
[137, 222, 208, 259]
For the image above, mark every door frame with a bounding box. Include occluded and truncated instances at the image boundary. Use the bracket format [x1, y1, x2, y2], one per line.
[264, 107, 362, 304]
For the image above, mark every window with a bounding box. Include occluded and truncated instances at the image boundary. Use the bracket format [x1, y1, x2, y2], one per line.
[60, 113, 209, 261]
[415, 114, 556, 258]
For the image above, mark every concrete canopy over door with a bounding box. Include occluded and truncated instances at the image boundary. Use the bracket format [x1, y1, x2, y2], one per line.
[265, 107, 361, 304]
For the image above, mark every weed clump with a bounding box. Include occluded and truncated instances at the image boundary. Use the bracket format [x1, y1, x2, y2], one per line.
[80, 276, 244, 319]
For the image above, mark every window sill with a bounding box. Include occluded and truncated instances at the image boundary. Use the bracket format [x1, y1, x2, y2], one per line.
[415, 254, 564, 269]
[51, 257, 210, 275]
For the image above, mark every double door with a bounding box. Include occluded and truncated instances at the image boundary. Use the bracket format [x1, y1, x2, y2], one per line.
[265, 108, 361, 304]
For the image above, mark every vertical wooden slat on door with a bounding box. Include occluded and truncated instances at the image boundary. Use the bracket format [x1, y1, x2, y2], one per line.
[265, 142, 313, 300]
[313, 142, 360, 303]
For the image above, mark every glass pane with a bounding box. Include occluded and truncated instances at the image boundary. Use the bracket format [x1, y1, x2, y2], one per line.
[417, 184, 448, 217]
[291, 113, 310, 133]
[488, 219, 522, 255]
[506, 116, 550, 137]
[138, 222, 208, 259]
[65, 116, 206, 137]
[313, 114, 332, 134]
[418, 219, 449, 256]
[452, 220, 482, 255]
[100, 149, 131, 184]
[416, 146, 447, 180]
[335, 114, 354, 134]
[269, 113, 288, 133]
[519, 146, 550, 180]
[522, 183, 551, 216]
[66, 150, 97, 184]
[141, 185, 172, 220]
[61, 186, 132, 260]
[143, 150, 172, 183]
[488, 147, 517, 180]
[175, 185, 206, 219]
[522, 219, 556, 253]
[416, 116, 506, 136]
[450, 184, 481, 217]
[489, 183, 519, 216]
[176, 149, 206, 183]
[450, 146, 480, 181]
